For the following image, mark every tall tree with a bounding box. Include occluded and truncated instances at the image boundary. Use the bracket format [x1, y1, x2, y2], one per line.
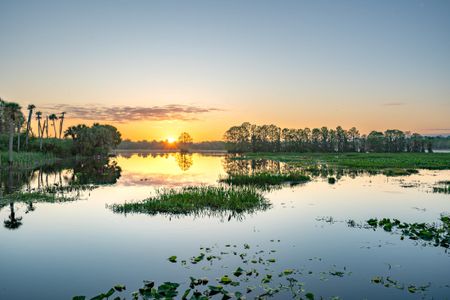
[59, 111, 66, 139]
[4, 102, 21, 164]
[45, 116, 49, 138]
[178, 132, 193, 152]
[24, 104, 35, 148]
[49, 114, 58, 138]
[16, 114, 24, 152]
[36, 111, 43, 150]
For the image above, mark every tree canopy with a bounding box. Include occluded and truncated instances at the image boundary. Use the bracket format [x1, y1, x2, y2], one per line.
[224, 122, 431, 153]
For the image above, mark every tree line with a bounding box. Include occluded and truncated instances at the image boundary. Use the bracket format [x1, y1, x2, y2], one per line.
[224, 122, 433, 153]
[1, 98, 122, 165]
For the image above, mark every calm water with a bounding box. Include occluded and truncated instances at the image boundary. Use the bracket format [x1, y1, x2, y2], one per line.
[0, 153, 449, 299]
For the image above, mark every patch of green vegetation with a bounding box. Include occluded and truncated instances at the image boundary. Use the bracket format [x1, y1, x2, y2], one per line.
[110, 186, 271, 217]
[0, 151, 58, 169]
[74, 242, 339, 300]
[433, 180, 450, 194]
[238, 152, 450, 170]
[0, 190, 81, 205]
[365, 216, 450, 248]
[219, 172, 310, 186]
[371, 276, 430, 294]
[382, 168, 418, 176]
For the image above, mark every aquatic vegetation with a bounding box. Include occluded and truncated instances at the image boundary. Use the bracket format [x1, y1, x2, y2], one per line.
[219, 172, 310, 186]
[239, 152, 450, 171]
[365, 216, 450, 248]
[371, 276, 430, 294]
[382, 168, 418, 177]
[74, 242, 343, 300]
[0, 190, 80, 205]
[0, 151, 58, 169]
[433, 180, 450, 194]
[110, 186, 271, 217]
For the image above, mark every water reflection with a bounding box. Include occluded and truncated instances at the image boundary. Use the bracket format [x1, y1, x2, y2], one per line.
[0, 157, 121, 229]
[222, 156, 400, 181]
[0, 153, 449, 299]
[175, 153, 193, 171]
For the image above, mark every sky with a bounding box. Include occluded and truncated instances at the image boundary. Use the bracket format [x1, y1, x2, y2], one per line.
[1, 0, 449, 141]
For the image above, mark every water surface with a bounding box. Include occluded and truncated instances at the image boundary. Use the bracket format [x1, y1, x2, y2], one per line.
[0, 153, 449, 299]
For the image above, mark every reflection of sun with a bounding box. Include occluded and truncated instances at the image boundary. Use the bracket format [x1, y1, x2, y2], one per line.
[167, 137, 176, 143]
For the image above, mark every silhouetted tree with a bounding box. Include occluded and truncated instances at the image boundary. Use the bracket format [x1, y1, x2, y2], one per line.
[49, 114, 58, 138]
[24, 104, 35, 148]
[178, 132, 193, 152]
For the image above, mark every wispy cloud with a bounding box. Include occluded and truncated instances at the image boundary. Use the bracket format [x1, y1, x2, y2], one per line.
[38, 104, 221, 123]
[382, 102, 406, 106]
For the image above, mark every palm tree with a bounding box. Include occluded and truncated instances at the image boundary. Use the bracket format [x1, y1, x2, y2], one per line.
[59, 111, 66, 139]
[4, 102, 21, 165]
[25, 104, 35, 148]
[36, 111, 43, 150]
[45, 115, 49, 138]
[16, 114, 25, 152]
[49, 114, 58, 138]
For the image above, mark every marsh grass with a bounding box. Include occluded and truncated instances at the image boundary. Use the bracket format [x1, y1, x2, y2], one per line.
[238, 152, 450, 170]
[433, 181, 450, 194]
[110, 186, 270, 217]
[0, 151, 58, 169]
[219, 173, 310, 186]
[0, 185, 96, 205]
[382, 168, 419, 177]
[0, 191, 78, 205]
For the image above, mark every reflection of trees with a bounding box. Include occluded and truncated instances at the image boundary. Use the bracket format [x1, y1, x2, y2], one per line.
[222, 156, 281, 175]
[69, 158, 121, 185]
[2, 167, 23, 229]
[176, 153, 193, 171]
[0, 157, 121, 230]
[222, 155, 374, 179]
[4, 202, 22, 229]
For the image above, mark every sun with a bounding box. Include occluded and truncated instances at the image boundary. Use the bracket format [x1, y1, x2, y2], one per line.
[166, 136, 176, 143]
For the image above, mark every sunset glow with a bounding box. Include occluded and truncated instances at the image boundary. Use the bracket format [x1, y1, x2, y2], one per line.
[166, 137, 176, 144]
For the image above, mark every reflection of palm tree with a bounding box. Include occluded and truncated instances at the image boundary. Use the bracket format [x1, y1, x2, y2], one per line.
[175, 153, 193, 171]
[4, 202, 22, 229]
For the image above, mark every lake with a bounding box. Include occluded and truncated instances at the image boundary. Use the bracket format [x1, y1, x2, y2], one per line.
[0, 152, 449, 299]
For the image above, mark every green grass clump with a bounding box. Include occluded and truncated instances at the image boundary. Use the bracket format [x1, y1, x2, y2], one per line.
[382, 168, 419, 176]
[110, 186, 270, 217]
[433, 181, 450, 194]
[220, 173, 310, 186]
[0, 190, 80, 205]
[0, 151, 58, 169]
